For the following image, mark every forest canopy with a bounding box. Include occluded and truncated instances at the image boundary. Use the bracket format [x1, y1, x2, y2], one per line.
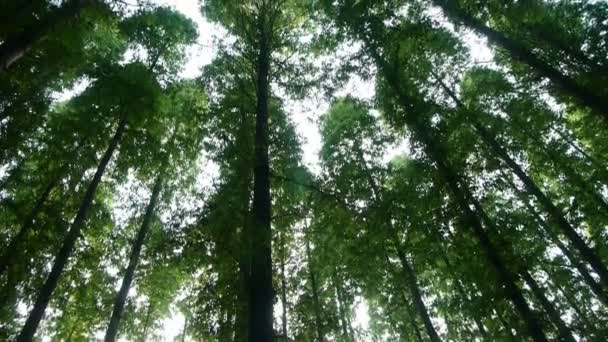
[1, 0, 608, 341]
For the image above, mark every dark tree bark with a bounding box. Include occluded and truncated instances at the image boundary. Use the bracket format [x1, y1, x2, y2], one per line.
[0, 173, 60, 277]
[394, 245, 442, 342]
[523, 199, 608, 306]
[249, 9, 274, 342]
[361, 39, 548, 341]
[17, 116, 127, 341]
[382, 251, 424, 342]
[554, 281, 598, 336]
[332, 273, 354, 342]
[435, 76, 608, 296]
[521, 271, 576, 342]
[358, 143, 441, 341]
[305, 234, 324, 342]
[141, 303, 153, 342]
[433, 0, 608, 120]
[0, 0, 89, 72]
[434, 237, 489, 339]
[104, 173, 164, 342]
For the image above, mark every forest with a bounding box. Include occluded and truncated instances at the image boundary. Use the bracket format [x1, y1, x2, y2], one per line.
[1, 0, 608, 341]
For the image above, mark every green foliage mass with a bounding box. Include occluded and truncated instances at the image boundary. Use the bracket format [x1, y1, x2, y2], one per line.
[1, 0, 608, 341]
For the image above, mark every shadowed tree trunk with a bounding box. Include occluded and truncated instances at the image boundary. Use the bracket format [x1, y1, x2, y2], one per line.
[393, 241, 441, 342]
[357, 143, 441, 341]
[433, 0, 608, 120]
[305, 232, 324, 342]
[332, 273, 353, 342]
[520, 271, 576, 342]
[141, 303, 153, 342]
[434, 76, 608, 295]
[104, 173, 164, 342]
[382, 251, 424, 342]
[0, 0, 89, 72]
[523, 198, 608, 306]
[434, 234, 490, 339]
[249, 7, 273, 342]
[362, 38, 548, 341]
[17, 116, 127, 341]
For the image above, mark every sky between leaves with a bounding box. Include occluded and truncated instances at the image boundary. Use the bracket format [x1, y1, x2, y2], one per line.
[49, 0, 495, 339]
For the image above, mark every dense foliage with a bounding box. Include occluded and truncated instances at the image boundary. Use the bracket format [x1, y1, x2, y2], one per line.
[1, 0, 607, 341]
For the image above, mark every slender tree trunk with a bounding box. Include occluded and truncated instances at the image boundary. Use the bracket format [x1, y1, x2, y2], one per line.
[249, 8, 274, 342]
[521, 271, 575, 342]
[305, 235, 324, 342]
[435, 75, 608, 298]
[360, 144, 440, 341]
[524, 199, 608, 306]
[474, 121, 608, 288]
[553, 281, 597, 336]
[104, 173, 164, 342]
[0, 173, 60, 277]
[17, 116, 127, 341]
[550, 150, 608, 213]
[366, 45, 548, 341]
[141, 303, 153, 342]
[554, 129, 607, 173]
[382, 251, 424, 342]
[433, 0, 608, 120]
[436, 242, 489, 339]
[332, 274, 351, 341]
[393, 244, 441, 342]
[0, 0, 88, 72]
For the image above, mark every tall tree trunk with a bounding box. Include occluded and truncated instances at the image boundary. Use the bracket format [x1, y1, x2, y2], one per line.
[235, 107, 253, 342]
[382, 251, 424, 342]
[553, 281, 598, 336]
[523, 198, 608, 306]
[520, 271, 575, 342]
[433, 0, 608, 120]
[393, 243, 441, 342]
[141, 303, 153, 342]
[305, 234, 324, 342]
[0, 173, 60, 277]
[0, 0, 88, 72]
[554, 129, 607, 174]
[104, 173, 164, 342]
[435, 76, 608, 295]
[435, 240, 489, 339]
[249, 9, 274, 341]
[365, 44, 548, 341]
[332, 274, 351, 341]
[17, 116, 127, 341]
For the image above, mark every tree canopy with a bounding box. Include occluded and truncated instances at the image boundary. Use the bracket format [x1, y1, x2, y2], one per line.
[1, 0, 608, 341]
